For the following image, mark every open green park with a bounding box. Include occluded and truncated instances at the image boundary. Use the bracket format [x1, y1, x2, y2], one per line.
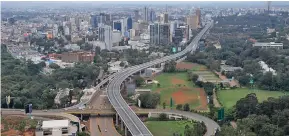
[140, 62, 212, 110]
[145, 121, 194, 136]
[142, 72, 204, 109]
[217, 88, 288, 109]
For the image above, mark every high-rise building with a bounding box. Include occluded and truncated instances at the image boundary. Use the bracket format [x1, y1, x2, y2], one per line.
[267, 1, 271, 14]
[90, 15, 99, 28]
[186, 15, 198, 30]
[64, 26, 70, 35]
[149, 23, 170, 45]
[160, 13, 169, 24]
[98, 24, 112, 50]
[143, 6, 149, 22]
[134, 10, 140, 21]
[121, 18, 127, 36]
[173, 28, 183, 45]
[170, 21, 178, 42]
[113, 21, 122, 31]
[52, 24, 58, 37]
[196, 8, 202, 27]
[149, 9, 156, 22]
[127, 17, 133, 30]
[112, 30, 122, 44]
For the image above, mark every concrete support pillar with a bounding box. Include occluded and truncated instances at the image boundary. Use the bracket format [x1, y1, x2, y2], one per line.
[116, 114, 119, 126]
[80, 114, 83, 121]
[121, 120, 124, 131]
[125, 126, 127, 136]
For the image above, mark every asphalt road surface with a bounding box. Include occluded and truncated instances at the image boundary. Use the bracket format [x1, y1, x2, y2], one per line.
[90, 116, 121, 136]
[107, 20, 214, 136]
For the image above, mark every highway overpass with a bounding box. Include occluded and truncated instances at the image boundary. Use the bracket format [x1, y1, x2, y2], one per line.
[107, 20, 217, 136]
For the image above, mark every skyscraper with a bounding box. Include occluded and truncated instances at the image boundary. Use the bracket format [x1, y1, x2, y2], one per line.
[98, 24, 112, 50]
[134, 10, 140, 21]
[160, 13, 169, 24]
[127, 17, 133, 30]
[196, 8, 202, 27]
[149, 23, 170, 45]
[121, 18, 127, 36]
[90, 15, 99, 28]
[113, 21, 122, 31]
[149, 9, 156, 22]
[143, 6, 149, 22]
[267, 1, 271, 14]
[173, 28, 183, 45]
[186, 15, 198, 30]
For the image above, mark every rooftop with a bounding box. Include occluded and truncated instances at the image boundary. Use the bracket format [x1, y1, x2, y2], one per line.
[42, 120, 69, 129]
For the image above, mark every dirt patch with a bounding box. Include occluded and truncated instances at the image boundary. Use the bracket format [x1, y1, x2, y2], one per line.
[195, 88, 208, 111]
[172, 87, 197, 104]
[171, 77, 185, 85]
[23, 129, 34, 136]
[176, 62, 197, 70]
[199, 67, 207, 71]
[1, 129, 19, 136]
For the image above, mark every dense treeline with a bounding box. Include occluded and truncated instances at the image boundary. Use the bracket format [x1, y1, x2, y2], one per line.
[1, 44, 100, 109]
[187, 13, 289, 91]
[218, 94, 289, 136]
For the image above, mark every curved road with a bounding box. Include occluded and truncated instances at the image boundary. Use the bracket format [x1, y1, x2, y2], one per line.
[107, 20, 216, 136]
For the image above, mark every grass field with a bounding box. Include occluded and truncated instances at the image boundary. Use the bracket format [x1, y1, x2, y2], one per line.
[145, 121, 194, 136]
[217, 88, 288, 109]
[141, 72, 207, 110]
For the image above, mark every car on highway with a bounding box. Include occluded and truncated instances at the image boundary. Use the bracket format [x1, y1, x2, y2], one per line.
[105, 129, 107, 132]
[43, 110, 48, 112]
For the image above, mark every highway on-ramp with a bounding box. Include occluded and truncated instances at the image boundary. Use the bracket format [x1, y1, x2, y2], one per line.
[107, 20, 217, 136]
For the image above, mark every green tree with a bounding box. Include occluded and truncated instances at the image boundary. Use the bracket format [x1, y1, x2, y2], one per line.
[76, 132, 90, 136]
[162, 102, 166, 109]
[184, 125, 194, 136]
[183, 103, 190, 111]
[17, 120, 26, 132]
[176, 104, 183, 110]
[138, 93, 160, 109]
[159, 113, 167, 121]
[235, 93, 258, 119]
[120, 61, 125, 67]
[49, 63, 60, 69]
[134, 76, 145, 87]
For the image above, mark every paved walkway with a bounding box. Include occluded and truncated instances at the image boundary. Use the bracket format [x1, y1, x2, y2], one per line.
[213, 89, 221, 108]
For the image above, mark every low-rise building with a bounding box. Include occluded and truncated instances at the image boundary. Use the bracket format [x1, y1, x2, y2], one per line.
[35, 120, 77, 136]
[253, 42, 283, 49]
[220, 65, 243, 73]
[61, 52, 94, 63]
[64, 44, 80, 51]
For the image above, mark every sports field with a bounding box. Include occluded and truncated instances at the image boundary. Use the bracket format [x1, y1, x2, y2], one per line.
[177, 62, 221, 83]
[217, 88, 288, 109]
[145, 121, 194, 136]
[142, 72, 208, 110]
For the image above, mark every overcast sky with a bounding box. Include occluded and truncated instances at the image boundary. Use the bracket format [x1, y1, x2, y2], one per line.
[2, 1, 289, 9]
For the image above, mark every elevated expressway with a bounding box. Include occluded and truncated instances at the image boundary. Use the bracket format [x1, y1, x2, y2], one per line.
[107, 20, 217, 136]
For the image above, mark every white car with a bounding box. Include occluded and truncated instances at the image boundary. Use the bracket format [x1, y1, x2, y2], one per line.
[105, 129, 107, 132]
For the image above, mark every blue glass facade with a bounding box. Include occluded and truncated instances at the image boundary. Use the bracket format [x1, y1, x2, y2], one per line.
[113, 21, 122, 31]
[90, 15, 98, 28]
[127, 17, 132, 30]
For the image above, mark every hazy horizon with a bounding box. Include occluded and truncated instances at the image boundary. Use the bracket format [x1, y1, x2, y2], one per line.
[2, 1, 289, 9]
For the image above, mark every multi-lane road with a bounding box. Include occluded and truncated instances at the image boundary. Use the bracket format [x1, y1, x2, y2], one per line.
[107, 20, 216, 136]
[2, 19, 220, 136]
